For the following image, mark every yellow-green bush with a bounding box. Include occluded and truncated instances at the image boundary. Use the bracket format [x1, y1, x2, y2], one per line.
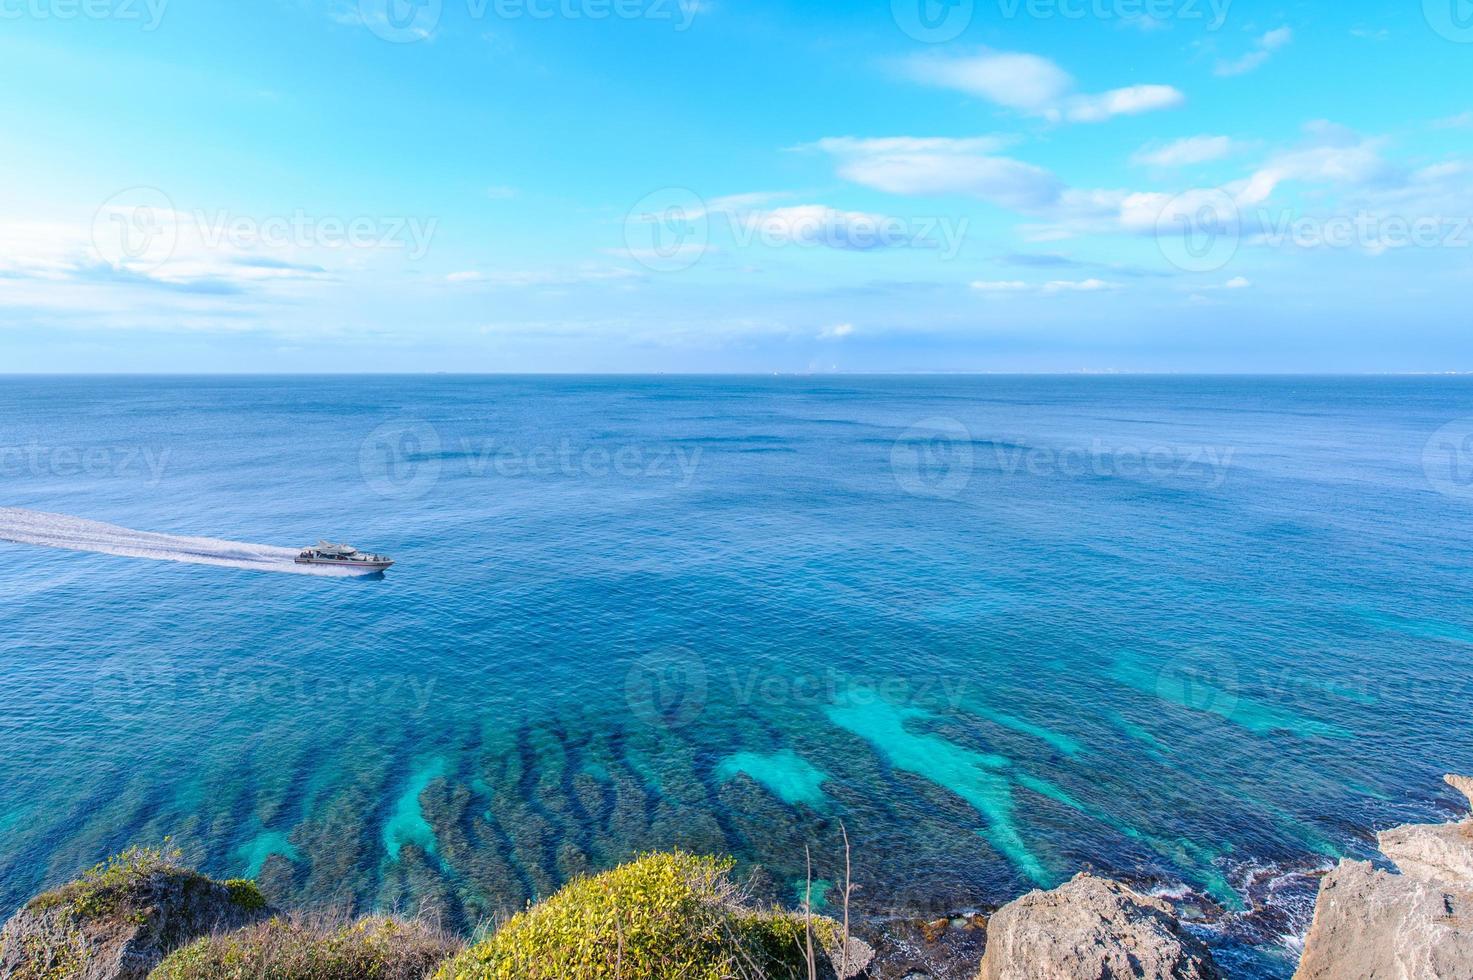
[434, 852, 830, 980]
[150, 915, 462, 980]
[2, 844, 270, 980]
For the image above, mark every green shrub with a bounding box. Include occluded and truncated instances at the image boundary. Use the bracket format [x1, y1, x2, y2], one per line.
[434, 852, 828, 980]
[150, 915, 462, 980]
[223, 879, 267, 912]
[4, 842, 269, 980]
[27, 843, 192, 921]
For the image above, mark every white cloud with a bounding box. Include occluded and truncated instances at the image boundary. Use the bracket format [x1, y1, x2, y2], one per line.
[1132, 135, 1241, 168]
[1225, 276, 1251, 288]
[906, 51, 1072, 112]
[818, 323, 854, 339]
[485, 186, 519, 200]
[972, 278, 1119, 294]
[1216, 27, 1293, 76]
[1433, 111, 1473, 130]
[447, 265, 645, 288]
[809, 136, 1062, 210]
[729, 204, 950, 251]
[1066, 85, 1185, 123]
[906, 51, 1184, 124]
[1044, 278, 1119, 292]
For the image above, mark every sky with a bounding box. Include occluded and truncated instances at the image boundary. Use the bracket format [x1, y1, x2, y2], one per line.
[0, 0, 1470, 372]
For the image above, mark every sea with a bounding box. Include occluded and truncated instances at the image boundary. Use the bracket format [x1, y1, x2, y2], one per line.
[1, 375, 1471, 977]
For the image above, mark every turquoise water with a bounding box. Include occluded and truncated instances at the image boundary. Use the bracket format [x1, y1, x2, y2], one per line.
[2, 376, 1472, 975]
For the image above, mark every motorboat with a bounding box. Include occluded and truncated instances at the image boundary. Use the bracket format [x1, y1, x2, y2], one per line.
[295, 541, 394, 571]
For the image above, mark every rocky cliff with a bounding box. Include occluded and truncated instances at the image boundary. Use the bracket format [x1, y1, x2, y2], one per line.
[1294, 773, 1473, 980]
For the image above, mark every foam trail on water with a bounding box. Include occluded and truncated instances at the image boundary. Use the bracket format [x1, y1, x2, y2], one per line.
[0, 507, 372, 576]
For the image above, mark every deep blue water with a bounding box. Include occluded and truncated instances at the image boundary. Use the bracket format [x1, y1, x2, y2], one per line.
[2, 376, 1471, 976]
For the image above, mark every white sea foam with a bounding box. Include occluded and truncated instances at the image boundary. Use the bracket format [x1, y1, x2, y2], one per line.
[0, 507, 372, 576]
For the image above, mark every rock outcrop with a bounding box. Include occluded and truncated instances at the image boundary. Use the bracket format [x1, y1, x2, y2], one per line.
[1295, 773, 1473, 980]
[976, 872, 1222, 980]
[0, 846, 269, 980]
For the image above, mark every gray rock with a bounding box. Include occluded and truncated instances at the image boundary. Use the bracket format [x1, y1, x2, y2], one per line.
[976, 872, 1223, 980]
[825, 934, 877, 980]
[0, 850, 268, 980]
[1378, 821, 1473, 884]
[1294, 860, 1473, 980]
[1295, 773, 1473, 980]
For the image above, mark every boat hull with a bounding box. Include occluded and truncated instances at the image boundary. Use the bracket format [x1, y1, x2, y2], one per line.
[294, 557, 394, 571]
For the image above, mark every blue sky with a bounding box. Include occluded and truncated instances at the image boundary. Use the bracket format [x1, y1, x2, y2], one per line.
[1, 0, 1470, 372]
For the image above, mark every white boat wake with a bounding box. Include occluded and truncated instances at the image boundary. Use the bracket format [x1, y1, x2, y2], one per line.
[0, 507, 375, 576]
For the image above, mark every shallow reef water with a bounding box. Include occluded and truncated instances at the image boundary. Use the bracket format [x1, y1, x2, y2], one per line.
[2, 375, 1472, 977]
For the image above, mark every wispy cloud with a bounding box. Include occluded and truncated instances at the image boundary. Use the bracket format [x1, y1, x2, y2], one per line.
[972, 278, 1120, 294]
[807, 136, 1062, 209]
[1433, 111, 1473, 130]
[1216, 27, 1293, 77]
[905, 50, 1185, 124]
[1132, 135, 1244, 168]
